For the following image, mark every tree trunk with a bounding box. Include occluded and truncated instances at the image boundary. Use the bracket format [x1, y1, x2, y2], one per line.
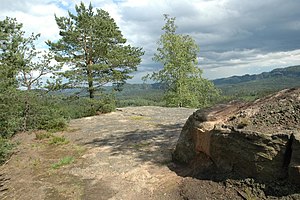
[23, 97, 29, 131]
[88, 79, 94, 99]
[23, 85, 31, 131]
[87, 61, 94, 99]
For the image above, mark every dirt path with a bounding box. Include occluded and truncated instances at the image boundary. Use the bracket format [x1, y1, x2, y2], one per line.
[0, 106, 241, 200]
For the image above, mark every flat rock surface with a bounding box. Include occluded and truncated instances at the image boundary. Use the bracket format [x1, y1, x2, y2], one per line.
[0, 106, 245, 199]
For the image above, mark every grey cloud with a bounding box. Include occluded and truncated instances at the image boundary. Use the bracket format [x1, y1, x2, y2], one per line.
[1, 0, 300, 82]
[168, 0, 300, 53]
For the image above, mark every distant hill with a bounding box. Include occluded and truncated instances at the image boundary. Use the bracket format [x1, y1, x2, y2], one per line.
[111, 83, 165, 107]
[213, 65, 300, 85]
[213, 65, 300, 99]
[52, 65, 300, 104]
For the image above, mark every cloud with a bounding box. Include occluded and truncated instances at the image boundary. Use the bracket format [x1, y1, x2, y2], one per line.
[1, 0, 300, 83]
[0, 0, 66, 50]
[201, 49, 300, 79]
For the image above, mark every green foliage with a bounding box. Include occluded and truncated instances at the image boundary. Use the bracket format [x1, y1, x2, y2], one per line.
[51, 156, 74, 169]
[54, 93, 116, 118]
[16, 92, 68, 132]
[0, 17, 64, 137]
[0, 17, 24, 91]
[0, 18, 25, 138]
[0, 91, 23, 138]
[144, 15, 219, 108]
[0, 137, 15, 164]
[47, 2, 144, 98]
[101, 103, 116, 114]
[117, 98, 165, 107]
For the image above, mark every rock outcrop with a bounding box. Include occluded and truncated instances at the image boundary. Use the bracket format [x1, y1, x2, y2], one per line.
[173, 88, 300, 185]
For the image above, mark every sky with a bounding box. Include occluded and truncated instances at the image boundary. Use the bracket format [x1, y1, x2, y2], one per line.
[1, 0, 300, 83]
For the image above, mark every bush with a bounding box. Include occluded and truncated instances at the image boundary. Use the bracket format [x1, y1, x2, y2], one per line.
[116, 98, 165, 107]
[36, 116, 67, 132]
[100, 103, 116, 113]
[0, 91, 23, 138]
[56, 95, 115, 118]
[0, 137, 14, 164]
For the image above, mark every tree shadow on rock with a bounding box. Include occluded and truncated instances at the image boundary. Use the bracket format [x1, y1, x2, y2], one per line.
[84, 123, 183, 165]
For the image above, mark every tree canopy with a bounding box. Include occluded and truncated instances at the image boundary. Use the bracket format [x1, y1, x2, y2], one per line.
[47, 2, 144, 98]
[144, 14, 219, 108]
[0, 17, 24, 91]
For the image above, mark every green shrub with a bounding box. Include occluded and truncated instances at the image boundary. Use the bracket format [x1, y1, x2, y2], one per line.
[57, 97, 115, 118]
[100, 103, 116, 113]
[116, 98, 165, 107]
[0, 91, 23, 137]
[38, 116, 67, 132]
[0, 137, 15, 164]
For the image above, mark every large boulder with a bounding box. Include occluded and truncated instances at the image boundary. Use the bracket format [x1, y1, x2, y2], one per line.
[173, 88, 300, 184]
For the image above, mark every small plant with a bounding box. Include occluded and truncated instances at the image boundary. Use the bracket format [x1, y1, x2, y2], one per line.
[244, 187, 256, 200]
[48, 135, 69, 145]
[35, 132, 53, 140]
[74, 145, 86, 156]
[51, 156, 74, 169]
[32, 158, 41, 167]
[130, 116, 148, 120]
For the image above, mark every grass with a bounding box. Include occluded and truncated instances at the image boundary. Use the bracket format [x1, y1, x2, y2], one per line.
[35, 132, 69, 146]
[48, 136, 69, 145]
[129, 115, 150, 120]
[74, 145, 86, 156]
[51, 156, 74, 169]
[35, 132, 53, 140]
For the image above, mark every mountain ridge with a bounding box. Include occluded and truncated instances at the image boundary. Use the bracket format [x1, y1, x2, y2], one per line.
[212, 65, 300, 99]
[212, 65, 300, 85]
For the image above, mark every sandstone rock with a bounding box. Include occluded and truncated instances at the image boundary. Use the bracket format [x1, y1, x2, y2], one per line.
[289, 133, 300, 185]
[173, 88, 300, 184]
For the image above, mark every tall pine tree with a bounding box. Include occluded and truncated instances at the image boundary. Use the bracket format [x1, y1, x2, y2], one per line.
[47, 2, 144, 98]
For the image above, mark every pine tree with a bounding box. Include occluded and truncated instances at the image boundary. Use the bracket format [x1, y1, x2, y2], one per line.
[0, 17, 25, 136]
[47, 2, 144, 98]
